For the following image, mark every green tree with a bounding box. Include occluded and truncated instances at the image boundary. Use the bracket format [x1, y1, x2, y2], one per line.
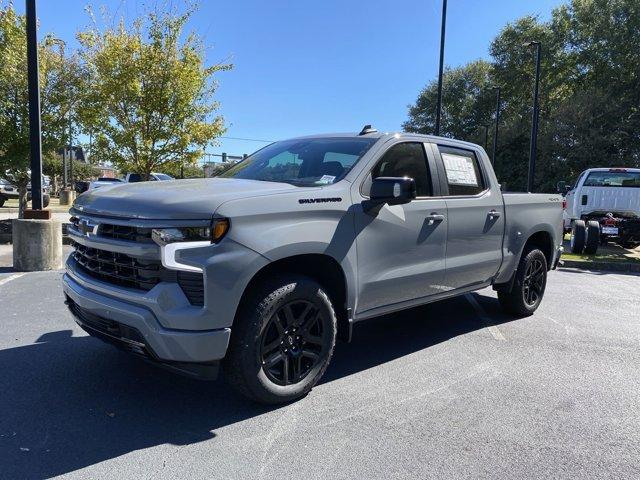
[404, 0, 640, 192]
[0, 3, 75, 216]
[403, 60, 494, 142]
[77, 6, 231, 180]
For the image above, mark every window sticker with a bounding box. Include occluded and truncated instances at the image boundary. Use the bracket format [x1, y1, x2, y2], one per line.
[316, 175, 336, 185]
[441, 153, 479, 186]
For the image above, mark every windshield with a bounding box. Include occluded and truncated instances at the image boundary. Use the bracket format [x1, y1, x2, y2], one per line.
[154, 174, 173, 181]
[584, 170, 640, 188]
[219, 137, 378, 186]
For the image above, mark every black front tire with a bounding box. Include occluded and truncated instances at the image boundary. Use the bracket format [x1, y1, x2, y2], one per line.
[224, 275, 337, 404]
[498, 247, 548, 317]
[42, 194, 50, 208]
[584, 220, 600, 255]
[570, 220, 586, 254]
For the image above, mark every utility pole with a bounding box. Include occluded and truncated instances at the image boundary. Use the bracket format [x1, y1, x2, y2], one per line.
[434, 0, 448, 136]
[26, 0, 43, 210]
[524, 41, 541, 193]
[483, 125, 489, 152]
[492, 86, 501, 166]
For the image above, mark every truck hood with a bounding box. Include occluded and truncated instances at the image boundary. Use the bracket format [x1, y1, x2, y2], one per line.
[72, 178, 302, 220]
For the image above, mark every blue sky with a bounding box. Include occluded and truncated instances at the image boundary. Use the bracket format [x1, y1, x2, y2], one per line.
[19, 0, 564, 158]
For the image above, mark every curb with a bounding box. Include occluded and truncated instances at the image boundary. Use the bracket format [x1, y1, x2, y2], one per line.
[560, 259, 640, 273]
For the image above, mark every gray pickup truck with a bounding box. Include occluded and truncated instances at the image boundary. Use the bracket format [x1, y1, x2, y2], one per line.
[63, 127, 563, 404]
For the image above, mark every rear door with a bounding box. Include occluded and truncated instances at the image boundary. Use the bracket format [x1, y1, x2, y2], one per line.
[431, 144, 505, 290]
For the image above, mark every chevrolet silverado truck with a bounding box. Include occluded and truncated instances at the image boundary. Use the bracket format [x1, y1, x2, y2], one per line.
[63, 127, 563, 404]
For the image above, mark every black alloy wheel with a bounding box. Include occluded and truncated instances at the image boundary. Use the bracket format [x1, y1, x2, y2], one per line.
[224, 274, 337, 404]
[522, 256, 545, 307]
[260, 300, 325, 386]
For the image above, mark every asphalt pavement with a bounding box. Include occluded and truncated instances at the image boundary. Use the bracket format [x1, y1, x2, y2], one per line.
[0, 267, 639, 479]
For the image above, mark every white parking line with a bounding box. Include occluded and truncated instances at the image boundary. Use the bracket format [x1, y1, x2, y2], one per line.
[465, 293, 506, 341]
[0, 273, 26, 287]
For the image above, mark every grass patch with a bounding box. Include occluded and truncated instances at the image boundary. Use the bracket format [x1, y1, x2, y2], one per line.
[562, 236, 640, 264]
[562, 251, 640, 263]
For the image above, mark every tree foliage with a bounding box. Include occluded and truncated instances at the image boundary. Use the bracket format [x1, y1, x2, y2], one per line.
[404, 0, 640, 192]
[0, 2, 75, 216]
[77, 6, 231, 179]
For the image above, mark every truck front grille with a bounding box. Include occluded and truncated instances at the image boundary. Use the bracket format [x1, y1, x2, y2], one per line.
[71, 242, 204, 306]
[98, 223, 155, 243]
[70, 217, 154, 243]
[72, 242, 162, 290]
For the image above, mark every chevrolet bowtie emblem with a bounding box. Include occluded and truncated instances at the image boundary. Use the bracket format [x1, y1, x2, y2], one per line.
[78, 218, 99, 236]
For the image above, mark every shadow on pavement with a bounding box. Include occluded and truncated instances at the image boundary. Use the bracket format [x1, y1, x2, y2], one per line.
[0, 293, 515, 478]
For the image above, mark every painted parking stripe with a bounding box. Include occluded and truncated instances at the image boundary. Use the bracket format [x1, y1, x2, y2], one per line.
[465, 293, 506, 341]
[0, 273, 26, 287]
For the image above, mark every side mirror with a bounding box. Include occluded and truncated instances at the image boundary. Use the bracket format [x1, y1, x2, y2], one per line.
[370, 177, 416, 205]
[556, 181, 571, 195]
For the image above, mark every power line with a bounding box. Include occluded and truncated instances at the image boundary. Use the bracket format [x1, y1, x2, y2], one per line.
[220, 136, 274, 143]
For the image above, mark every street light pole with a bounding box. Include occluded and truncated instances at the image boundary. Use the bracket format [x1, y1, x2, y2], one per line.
[25, 0, 43, 210]
[492, 86, 501, 166]
[524, 41, 541, 193]
[434, 0, 447, 136]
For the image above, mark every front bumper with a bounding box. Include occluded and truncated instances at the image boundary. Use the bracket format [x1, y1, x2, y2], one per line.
[63, 272, 231, 364]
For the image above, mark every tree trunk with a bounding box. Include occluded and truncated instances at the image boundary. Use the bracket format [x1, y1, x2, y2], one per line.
[18, 184, 28, 219]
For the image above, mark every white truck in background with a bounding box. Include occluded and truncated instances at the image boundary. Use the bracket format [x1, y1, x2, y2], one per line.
[559, 168, 640, 253]
[124, 173, 174, 183]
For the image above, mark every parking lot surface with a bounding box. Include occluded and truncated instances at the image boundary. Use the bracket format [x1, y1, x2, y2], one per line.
[1, 267, 639, 479]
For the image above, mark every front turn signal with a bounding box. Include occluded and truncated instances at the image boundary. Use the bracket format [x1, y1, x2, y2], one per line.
[211, 218, 230, 243]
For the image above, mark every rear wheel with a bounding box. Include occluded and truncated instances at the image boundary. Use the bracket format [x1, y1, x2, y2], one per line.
[570, 220, 586, 254]
[498, 247, 548, 317]
[224, 275, 337, 404]
[583, 220, 600, 255]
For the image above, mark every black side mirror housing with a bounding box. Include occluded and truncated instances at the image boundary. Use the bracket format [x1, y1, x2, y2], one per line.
[370, 177, 416, 205]
[556, 181, 571, 195]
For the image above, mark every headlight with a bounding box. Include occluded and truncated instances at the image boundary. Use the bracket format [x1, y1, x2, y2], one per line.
[152, 219, 230, 273]
[151, 219, 230, 246]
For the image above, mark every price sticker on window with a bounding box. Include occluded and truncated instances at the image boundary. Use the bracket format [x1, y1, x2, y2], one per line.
[441, 153, 479, 186]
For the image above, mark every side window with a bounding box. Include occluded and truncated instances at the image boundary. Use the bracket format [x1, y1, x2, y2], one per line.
[128, 174, 142, 183]
[438, 146, 485, 196]
[369, 142, 432, 196]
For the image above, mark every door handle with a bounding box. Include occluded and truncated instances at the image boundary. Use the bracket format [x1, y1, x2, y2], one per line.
[425, 213, 445, 225]
[488, 210, 501, 219]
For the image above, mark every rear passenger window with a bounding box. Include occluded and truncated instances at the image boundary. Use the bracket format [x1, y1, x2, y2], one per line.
[370, 143, 432, 196]
[438, 146, 485, 196]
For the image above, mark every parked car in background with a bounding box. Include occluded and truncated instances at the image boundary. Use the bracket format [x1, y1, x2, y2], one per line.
[559, 168, 640, 253]
[0, 176, 50, 208]
[0, 178, 12, 207]
[63, 128, 564, 404]
[124, 173, 174, 182]
[88, 177, 125, 191]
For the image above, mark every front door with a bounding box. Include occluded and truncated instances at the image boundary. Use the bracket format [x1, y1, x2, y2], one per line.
[354, 142, 448, 315]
